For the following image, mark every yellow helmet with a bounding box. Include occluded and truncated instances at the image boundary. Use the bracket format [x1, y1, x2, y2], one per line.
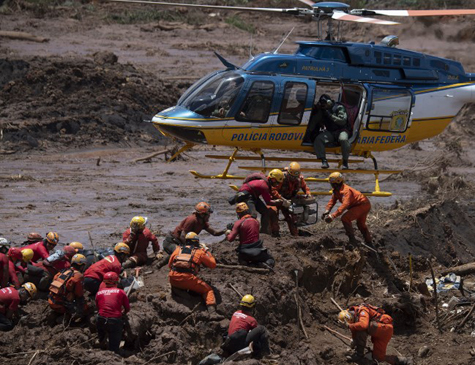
[240, 294, 256, 308]
[22, 282, 37, 298]
[338, 310, 355, 324]
[46, 232, 59, 245]
[185, 232, 200, 243]
[236, 202, 250, 214]
[268, 169, 284, 183]
[130, 216, 147, 230]
[71, 254, 87, 266]
[114, 242, 130, 255]
[21, 248, 34, 262]
[69, 242, 83, 251]
[289, 162, 301, 177]
[329, 172, 344, 185]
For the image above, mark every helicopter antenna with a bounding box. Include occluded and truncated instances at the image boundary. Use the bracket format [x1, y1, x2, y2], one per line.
[249, 34, 254, 59]
[273, 27, 295, 54]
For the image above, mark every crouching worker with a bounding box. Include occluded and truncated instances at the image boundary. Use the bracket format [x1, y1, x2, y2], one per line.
[0, 283, 37, 331]
[226, 203, 274, 268]
[339, 304, 412, 365]
[48, 254, 88, 321]
[169, 232, 220, 318]
[95, 272, 130, 354]
[122, 216, 161, 269]
[222, 295, 270, 358]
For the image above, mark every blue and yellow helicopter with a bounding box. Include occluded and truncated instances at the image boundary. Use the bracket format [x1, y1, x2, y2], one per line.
[113, 0, 475, 196]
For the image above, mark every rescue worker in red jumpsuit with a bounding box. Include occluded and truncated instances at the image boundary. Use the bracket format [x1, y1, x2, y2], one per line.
[21, 232, 43, 246]
[222, 295, 270, 358]
[21, 231, 59, 263]
[169, 232, 220, 318]
[161, 202, 225, 264]
[322, 172, 373, 246]
[339, 304, 413, 365]
[0, 249, 10, 289]
[13, 248, 33, 285]
[84, 242, 130, 295]
[122, 216, 161, 269]
[48, 254, 88, 320]
[95, 271, 130, 354]
[236, 170, 285, 235]
[269, 162, 311, 236]
[225, 202, 274, 268]
[5, 248, 23, 288]
[0, 282, 36, 331]
[0, 238, 11, 255]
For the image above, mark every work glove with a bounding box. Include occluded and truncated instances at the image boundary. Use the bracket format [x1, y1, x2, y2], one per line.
[155, 252, 164, 260]
[226, 223, 234, 230]
[321, 210, 330, 220]
[200, 243, 209, 251]
[225, 230, 231, 236]
[282, 199, 291, 209]
[325, 214, 333, 224]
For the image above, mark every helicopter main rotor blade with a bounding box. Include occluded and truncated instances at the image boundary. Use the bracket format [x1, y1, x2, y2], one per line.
[108, 0, 309, 15]
[352, 9, 475, 17]
[332, 11, 400, 25]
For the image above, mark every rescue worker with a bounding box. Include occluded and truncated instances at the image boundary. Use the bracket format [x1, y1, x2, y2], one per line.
[95, 271, 130, 354]
[339, 304, 413, 365]
[13, 248, 33, 285]
[0, 238, 10, 255]
[162, 202, 225, 261]
[0, 248, 10, 288]
[21, 231, 59, 263]
[21, 232, 43, 246]
[269, 162, 311, 236]
[225, 202, 275, 268]
[5, 248, 23, 288]
[222, 295, 270, 358]
[48, 254, 88, 319]
[168, 232, 220, 318]
[69, 242, 84, 251]
[0, 282, 36, 331]
[84, 242, 130, 295]
[122, 216, 161, 269]
[311, 94, 351, 169]
[322, 173, 372, 246]
[236, 170, 286, 235]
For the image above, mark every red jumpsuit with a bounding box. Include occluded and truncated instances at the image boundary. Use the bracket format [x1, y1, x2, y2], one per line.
[95, 287, 130, 318]
[349, 304, 394, 362]
[228, 309, 258, 335]
[0, 287, 20, 314]
[326, 183, 372, 243]
[7, 261, 20, 289]
[226, 214, 260, 245]
[48, 269, 85, 314]
[123, 228, 159, 265]
[84, 255, 122, 281]
[168, 245, 216, 306]
[21, 241, 50, 263]
[0, 253, 10, 288]
[172, 214, 210, 239]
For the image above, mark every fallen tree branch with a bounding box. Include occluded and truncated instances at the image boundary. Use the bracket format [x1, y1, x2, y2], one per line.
[179, 302, 201, 325]
[456, 302, 475, 330]
[331, 297, 344, 312]
[216, 263, 269, 274]
[323, 325, 351, 344]
[132, 148, 172, 163]
[27, 350, 39, 365]
[143, 350, 176, 365]
[428, 259, 442, 333]
[294, 293, 309, 340]
[0, 31, 49, 43]
[228, 283, 243, 298]
[441, 262, 475, 276]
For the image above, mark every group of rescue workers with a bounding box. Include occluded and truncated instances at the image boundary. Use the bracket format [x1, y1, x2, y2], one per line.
[0, 164, 412, 364]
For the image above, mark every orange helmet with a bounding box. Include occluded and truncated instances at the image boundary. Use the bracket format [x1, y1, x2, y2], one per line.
[289, 162, 301, 177]
[236, 202, 250, 214]
[63, 246, 77, 259]
[27, 232, 43, 242]
[103, 271, 119, 287]
[195, 202, 213, 214]
[45, 232, 59, 245]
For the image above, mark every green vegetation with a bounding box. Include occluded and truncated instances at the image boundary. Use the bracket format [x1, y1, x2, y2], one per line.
[225, 14, 255, 33]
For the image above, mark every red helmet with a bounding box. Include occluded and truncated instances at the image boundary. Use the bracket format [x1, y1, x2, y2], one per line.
[27, 232, 43, 242]
[103, 271, 119, 287]
[63, 246, 77, 259]
[195, 202, 213, 214]
[8, 247, 22, 261]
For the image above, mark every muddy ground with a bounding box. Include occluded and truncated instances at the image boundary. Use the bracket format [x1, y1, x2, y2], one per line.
[2, 1, 475, 364]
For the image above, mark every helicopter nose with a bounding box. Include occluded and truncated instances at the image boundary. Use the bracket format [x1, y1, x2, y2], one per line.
[156, 124, 208, 144]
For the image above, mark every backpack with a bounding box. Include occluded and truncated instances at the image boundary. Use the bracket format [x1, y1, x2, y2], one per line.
[49, 269, 75, 297]
[172, 245, 198, 273]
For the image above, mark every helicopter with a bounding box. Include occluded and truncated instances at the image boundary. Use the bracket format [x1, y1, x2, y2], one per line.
[112, 0, 475, 196]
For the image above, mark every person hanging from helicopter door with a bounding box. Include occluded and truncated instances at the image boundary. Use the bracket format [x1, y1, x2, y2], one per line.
[309, 94, 352, 170]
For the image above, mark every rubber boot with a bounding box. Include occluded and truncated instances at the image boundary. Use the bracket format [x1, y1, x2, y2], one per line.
[321, 159, 329, 169]
[342, 159, 349, 170]
[122, 259, 136, 269]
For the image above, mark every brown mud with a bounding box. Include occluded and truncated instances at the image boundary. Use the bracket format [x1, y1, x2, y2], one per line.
[2, 1, 475, 364]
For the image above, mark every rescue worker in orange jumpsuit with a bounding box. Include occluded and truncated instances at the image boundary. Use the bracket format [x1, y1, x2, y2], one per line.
[161, 202, 225, 265]
[95, 271, 130, 354]
[84, 242, 130, 295]
[48, 254, 88, 319]
[122, 216, 161, 269]
[235, 170, 286, 235]
[322, 172, 372, 246]
[21, 232, 59, 263]
[0, 282, 36, 331]
[339, 304, 413, 365]
[168, 232, 220, 318]
[269, 162, 311, 236]
[226, 203, 274, 268]
[222, 295, 270, 358]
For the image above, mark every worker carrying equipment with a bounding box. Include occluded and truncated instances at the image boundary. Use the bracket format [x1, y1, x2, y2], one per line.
[222, 294, 270, 358]
[83, 242, 129, 295]
[168, 232, 220, 318]
[122, 215, 160, 269]
[95, 271, 130, 354]
[322, 173, 373, 247]
[339, 304, 413, 365]
[225, 203, 275, 268]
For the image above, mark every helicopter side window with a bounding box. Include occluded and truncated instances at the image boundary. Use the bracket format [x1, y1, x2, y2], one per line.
[237, 81, 274, 123]
[320, 47, 347, 62]
[278, 82, 308, 126]
[367, 88, 412, 133]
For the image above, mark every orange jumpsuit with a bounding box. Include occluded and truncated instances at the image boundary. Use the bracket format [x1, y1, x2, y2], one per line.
[269, 171, 311, 236]
[168, 245, 216, 306]
[349, 304, 394, 362]
[48, 268, 85, 314]
[326, 183, 372, 243]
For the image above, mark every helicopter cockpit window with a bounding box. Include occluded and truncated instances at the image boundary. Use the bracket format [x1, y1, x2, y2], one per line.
[181, 71, 244, 118]
[278, 82, 308, 126]
[367, 88, 412, 133]
[237, 81, 274, 123]
[297, 46, 347, 62]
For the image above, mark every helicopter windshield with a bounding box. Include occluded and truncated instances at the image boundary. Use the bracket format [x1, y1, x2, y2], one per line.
[181, 71, 244, 118]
